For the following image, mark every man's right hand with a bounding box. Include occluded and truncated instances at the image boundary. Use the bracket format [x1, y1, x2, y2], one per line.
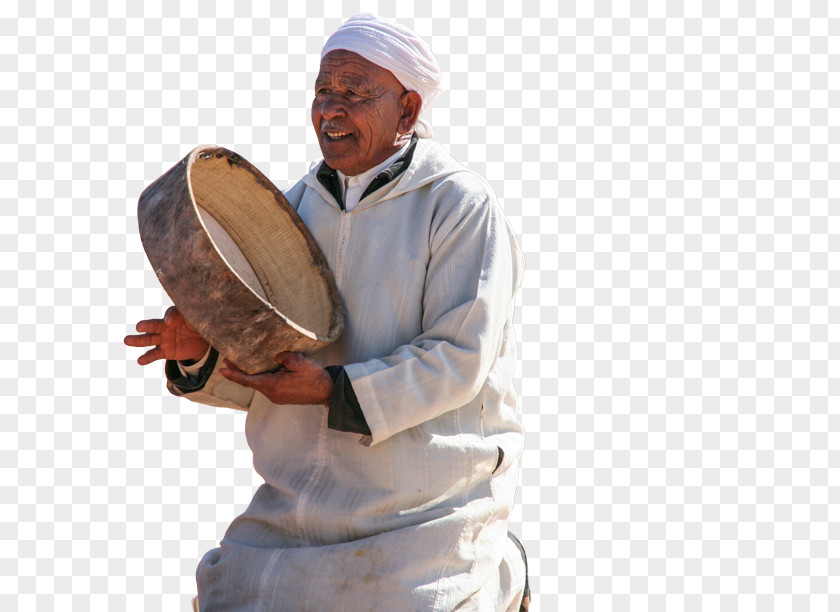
[123, 306, 210, 366]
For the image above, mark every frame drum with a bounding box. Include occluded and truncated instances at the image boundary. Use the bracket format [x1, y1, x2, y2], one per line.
[138, 146, 344, 374]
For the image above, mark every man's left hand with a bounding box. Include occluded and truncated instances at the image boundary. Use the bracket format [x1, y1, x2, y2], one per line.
[218, 352, 334, 406]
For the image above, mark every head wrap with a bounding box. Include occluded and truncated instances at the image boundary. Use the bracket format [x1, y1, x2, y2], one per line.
[320, 14, 443, 138]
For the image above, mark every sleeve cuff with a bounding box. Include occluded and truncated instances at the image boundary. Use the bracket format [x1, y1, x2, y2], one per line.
[165, 347, 220, 394]
[324, 366, 371, 436]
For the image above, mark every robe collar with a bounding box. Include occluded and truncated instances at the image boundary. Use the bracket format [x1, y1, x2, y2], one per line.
[316, 134, 419, 210]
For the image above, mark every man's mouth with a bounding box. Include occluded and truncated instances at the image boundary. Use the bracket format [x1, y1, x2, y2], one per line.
[324, 131, 352, 140]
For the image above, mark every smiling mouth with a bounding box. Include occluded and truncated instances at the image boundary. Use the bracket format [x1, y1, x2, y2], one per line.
[324, 131, 353, 140]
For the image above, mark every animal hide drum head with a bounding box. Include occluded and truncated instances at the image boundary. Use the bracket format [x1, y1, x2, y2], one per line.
[137, 145, 344, 375]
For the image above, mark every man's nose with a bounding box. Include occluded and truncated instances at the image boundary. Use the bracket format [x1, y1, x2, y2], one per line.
[318, 95, 346, 120]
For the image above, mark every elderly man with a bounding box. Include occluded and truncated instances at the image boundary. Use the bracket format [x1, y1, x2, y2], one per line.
[125, 14, 528, 612]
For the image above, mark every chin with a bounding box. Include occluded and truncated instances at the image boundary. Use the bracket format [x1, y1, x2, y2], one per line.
[326, 156, 366, 175]
[320, 146, 354, 169]
[324, 157, 353, 174]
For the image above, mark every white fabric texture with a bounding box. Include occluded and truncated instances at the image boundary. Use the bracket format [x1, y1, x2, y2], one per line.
[320, 13, 443, 138]
[171, 139, 525, 611]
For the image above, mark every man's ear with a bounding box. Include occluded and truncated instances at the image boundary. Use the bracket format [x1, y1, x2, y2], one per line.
[398, 91, 423, 134]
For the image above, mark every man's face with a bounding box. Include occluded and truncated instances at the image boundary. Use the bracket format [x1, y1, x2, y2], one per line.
[312, 50, 414, 176]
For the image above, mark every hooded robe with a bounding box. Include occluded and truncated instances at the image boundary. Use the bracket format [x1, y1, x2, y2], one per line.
[170, 138, 527, 612]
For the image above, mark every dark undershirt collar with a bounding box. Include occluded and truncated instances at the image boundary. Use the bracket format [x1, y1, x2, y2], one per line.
[316, 134, 419, 210]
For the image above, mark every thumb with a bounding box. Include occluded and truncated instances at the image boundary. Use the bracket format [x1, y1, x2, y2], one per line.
[274, 352, 304, 369]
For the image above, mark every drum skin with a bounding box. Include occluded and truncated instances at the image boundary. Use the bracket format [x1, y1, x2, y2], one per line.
[138, 146, 344, 375]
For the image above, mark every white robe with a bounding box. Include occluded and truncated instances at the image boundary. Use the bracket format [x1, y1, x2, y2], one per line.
[173, 139, 527, 611]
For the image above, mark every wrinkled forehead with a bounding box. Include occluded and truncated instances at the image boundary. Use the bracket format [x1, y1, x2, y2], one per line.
[315, 50, 401, 90]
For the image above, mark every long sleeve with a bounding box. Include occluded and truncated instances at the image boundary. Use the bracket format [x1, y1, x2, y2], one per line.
[166, 349, 370, 433]
[343, 186, 523, 446]
[325, 365, 371, 435]
[165, 348, 256, 411]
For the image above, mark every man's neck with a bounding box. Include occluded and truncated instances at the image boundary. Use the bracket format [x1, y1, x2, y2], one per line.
[338, 139, 412, 182]
[336, 140, 413, 212]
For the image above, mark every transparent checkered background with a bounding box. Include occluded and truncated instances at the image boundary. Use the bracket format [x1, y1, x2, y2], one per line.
[2, 1, 838, 611]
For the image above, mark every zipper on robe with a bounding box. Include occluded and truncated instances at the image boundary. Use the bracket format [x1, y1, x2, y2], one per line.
[287, 206, 351, 541]
[335, 208, 350, 289]
[291, 410, 330, 543]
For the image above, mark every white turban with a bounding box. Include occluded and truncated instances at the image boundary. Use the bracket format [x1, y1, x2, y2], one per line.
[320, 14, 443, 139]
